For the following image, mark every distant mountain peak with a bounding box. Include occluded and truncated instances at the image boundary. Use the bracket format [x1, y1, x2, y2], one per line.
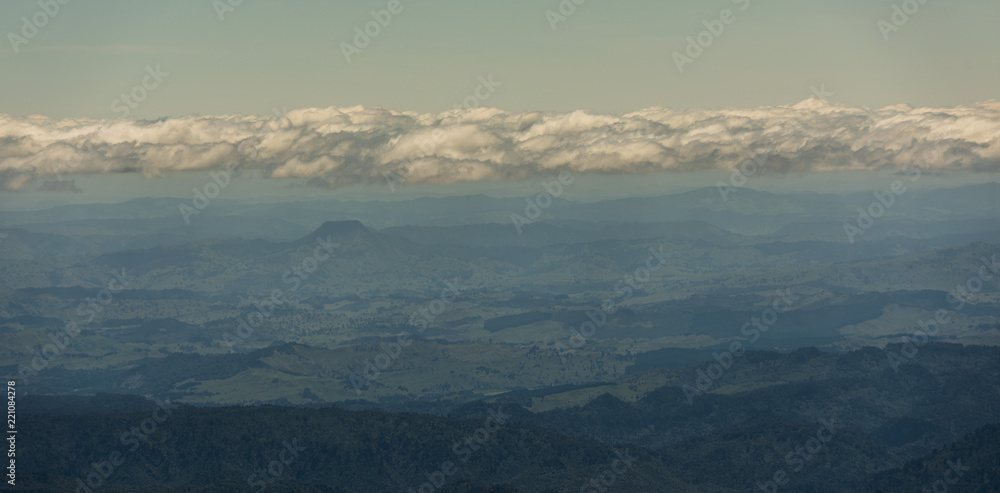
[792, 98, 831, 110]
[296, 220, 369, 243]
[318, 219, 366, 232]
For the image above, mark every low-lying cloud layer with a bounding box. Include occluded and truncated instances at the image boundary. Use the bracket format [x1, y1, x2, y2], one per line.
[1, 100, 998, 191]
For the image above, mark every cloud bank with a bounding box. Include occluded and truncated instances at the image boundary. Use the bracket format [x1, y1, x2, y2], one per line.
[1, 100, 998, 191]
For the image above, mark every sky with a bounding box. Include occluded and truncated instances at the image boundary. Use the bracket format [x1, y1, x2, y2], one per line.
[1, 0, 997, 118]
[0, 0, 997, 207]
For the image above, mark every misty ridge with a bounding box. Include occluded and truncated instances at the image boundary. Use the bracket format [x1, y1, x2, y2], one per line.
[2, 178, 1000, 492]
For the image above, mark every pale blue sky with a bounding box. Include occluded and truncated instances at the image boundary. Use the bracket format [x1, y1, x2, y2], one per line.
[1, 0, 997, 119]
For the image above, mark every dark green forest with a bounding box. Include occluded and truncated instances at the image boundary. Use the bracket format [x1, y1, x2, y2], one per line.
[16, 344, 1000, 492]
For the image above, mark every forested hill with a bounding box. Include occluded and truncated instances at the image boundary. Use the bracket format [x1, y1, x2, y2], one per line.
[16, 343, 1000, 493]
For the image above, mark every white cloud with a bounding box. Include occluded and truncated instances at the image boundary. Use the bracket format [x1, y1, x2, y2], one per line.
[1, 100, 998, 191]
